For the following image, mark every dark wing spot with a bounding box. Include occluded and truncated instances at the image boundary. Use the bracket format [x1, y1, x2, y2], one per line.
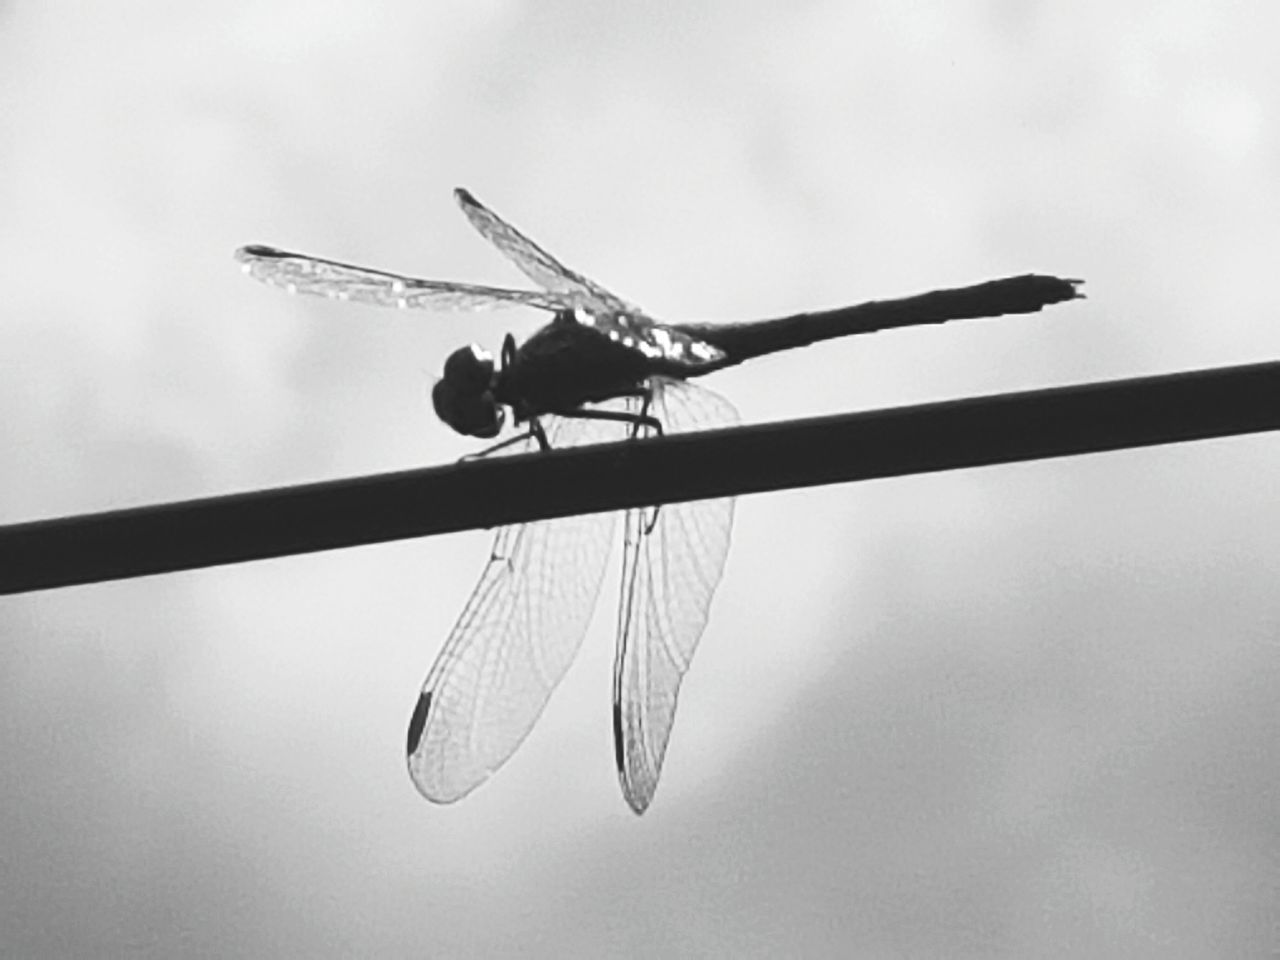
[239, 245, 287, 258]
[407, 690, 432, 756]
[612, 702, 625, 774]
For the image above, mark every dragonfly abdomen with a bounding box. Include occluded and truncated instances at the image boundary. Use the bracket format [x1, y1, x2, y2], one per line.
[674, 274, 1084, 371]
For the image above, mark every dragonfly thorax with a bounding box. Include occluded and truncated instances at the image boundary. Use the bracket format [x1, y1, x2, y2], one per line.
[432, 343, 504, 438]
[494, 316, 659, 421]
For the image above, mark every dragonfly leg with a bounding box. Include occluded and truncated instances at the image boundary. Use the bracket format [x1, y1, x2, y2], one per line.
[530, 418, 552, 451]
[460, 417, 552, 460]
[460, 425, 543, 460]
[627, 386, 663, 534]
[628, 385, 661, 441]
[553, 406, 663, 437]
[460, 435, 524, 460]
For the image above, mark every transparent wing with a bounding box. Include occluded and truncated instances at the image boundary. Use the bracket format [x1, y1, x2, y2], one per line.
[613, 378, 739, 814]
[454, 188, 648, 319]
[406, 407, 632, 804]
[453, 188, 727, 366]
[235, 245, 578, 313]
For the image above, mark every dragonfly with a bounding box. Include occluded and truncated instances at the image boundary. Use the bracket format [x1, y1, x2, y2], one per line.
[236, 188, 1082, 814]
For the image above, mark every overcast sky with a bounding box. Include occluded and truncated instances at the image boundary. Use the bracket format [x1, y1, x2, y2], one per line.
[2, 1, 1278, 956]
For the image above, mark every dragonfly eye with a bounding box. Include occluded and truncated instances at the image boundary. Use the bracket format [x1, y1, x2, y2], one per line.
[432, 345, 503, 438]
[441, 344, 495, 390]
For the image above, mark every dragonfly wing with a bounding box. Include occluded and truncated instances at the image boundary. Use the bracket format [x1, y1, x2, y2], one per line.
[407, 409, 631, 803]
[454, 188, 648, 319]
[236, 245, 577, 313]
[612, 379, 739, 814]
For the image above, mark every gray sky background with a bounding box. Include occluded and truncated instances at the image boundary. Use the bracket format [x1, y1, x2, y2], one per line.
[2, 2, 1278, 957]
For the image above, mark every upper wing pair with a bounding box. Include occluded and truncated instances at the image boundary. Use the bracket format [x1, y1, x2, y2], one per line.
[235, 188, 637, 317]
[236, 187, 726, 368]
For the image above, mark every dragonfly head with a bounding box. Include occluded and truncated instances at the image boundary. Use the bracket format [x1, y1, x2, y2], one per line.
[432, 344, 504, 438]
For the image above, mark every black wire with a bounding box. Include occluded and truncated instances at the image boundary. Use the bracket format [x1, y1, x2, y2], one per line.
[1, 360, 1277, 595]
